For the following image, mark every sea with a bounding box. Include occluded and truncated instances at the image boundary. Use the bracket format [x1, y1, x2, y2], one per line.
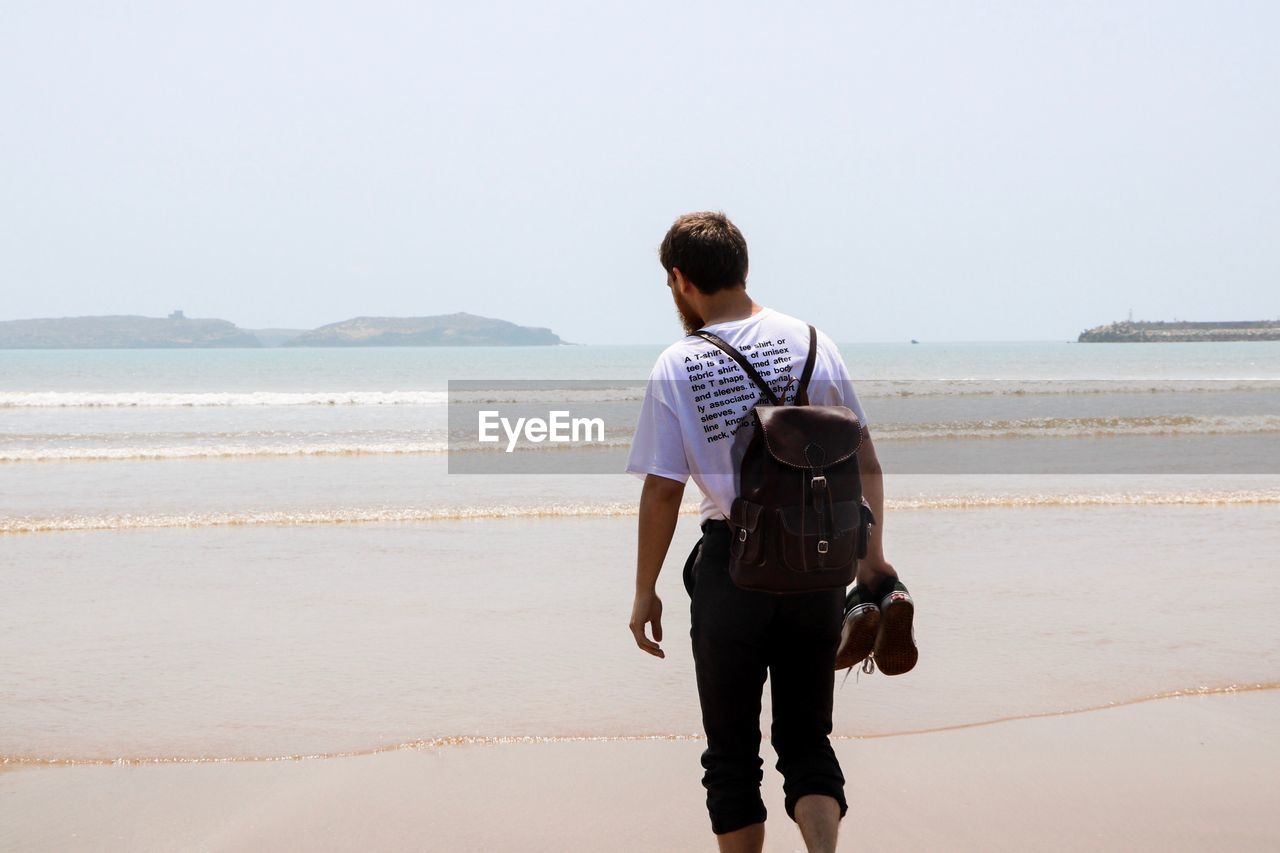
[2, 341, 1278, 765]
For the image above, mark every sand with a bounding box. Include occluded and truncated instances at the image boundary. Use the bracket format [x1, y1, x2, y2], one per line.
[2, 690, 1276, 852]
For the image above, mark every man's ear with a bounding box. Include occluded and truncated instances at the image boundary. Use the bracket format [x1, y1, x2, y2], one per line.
[672, 267, 692, 295]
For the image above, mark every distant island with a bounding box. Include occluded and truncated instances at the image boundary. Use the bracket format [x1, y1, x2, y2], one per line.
[284, 313, 562, 347]
[1078, 320, 1280, 343]
[0, 311, 563, 348]
[0, 311, 260, 349]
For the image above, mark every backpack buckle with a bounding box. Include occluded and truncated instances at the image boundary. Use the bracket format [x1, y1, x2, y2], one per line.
[738, 528, 748, 542]
[811, 475, 827, 490]
[817, 539, 829, 554]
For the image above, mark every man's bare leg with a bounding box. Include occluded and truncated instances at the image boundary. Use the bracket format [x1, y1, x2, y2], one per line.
[717, 822, 764, 853]
[794, 794, 840, 853]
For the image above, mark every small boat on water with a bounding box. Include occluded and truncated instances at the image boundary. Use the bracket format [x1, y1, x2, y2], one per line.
[910, 339, 919, 344]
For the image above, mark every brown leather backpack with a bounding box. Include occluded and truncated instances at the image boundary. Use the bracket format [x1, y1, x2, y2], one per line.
[693, 324, 872, 594]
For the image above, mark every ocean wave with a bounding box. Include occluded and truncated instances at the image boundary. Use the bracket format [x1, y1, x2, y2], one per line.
[3, 413, 1277, 464]
[3, 381, 1277, 409]
[2, 681, 1274, 766]
[880, 490, 1280, 509]
[0, 388, 646, 408]
[0, 441, 452, 463]
[0, 437, 640, 463]
[3, 490, 1277, 534]
[855, 379, 1280, 398]
[873, 414, 1280, 440]
[448, 388, 646, 403]
[0, 391, 451, 408]
[0, 503, 663, 534]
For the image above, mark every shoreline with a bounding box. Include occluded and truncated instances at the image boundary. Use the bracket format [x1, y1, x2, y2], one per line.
[4, 680, 1277, 768]
[5, 487, 1280, 536]
[2, 690, 1276, 851]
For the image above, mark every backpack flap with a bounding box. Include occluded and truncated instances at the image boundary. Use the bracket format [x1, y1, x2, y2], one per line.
[754, 404, 863, 573]
[752, 405, 862, 468]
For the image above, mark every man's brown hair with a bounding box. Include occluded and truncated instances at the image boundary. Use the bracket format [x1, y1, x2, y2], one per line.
[659, 211, 749, 294]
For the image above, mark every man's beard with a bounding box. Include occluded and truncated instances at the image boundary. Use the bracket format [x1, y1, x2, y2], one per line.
[672, 291, 704, 336]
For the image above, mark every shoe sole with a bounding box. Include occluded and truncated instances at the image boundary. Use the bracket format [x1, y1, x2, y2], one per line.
[873, 596, 917, 676]
[833, 605, 880, 671]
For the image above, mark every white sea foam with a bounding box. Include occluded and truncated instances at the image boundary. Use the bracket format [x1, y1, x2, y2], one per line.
[0, 388, 651, 408]
[873, 414, 1280, 440]
[0, 435, 637, 463]
[3, 380, 1277, 408]
[0, 441, 452, 463]
[3, 413, 1275, 464]
[0, 391, 451, 408]
[4, 490, 1277, 534]
[855, 379, 1280, 398]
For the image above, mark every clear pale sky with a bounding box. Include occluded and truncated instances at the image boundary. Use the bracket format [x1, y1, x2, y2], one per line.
[2, 2, 1276, 343]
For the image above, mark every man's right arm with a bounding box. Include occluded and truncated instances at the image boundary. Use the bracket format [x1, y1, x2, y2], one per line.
[629, 473, 685, 659]
[625, 354, 690, 659]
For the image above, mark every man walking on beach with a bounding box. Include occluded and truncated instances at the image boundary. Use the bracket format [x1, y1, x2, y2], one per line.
[626, 212, 899, 852]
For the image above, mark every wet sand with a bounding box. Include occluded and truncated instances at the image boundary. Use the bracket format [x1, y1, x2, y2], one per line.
[2, 690, 1276, 852]
[6, 503, 1280, 763]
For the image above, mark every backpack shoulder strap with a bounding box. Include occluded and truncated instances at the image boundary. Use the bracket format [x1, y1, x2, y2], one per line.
[691, 330, 782, 406]
[795, 324, 818, 406]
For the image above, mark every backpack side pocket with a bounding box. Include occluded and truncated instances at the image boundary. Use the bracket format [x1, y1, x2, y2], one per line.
[729, 498, 765, 566]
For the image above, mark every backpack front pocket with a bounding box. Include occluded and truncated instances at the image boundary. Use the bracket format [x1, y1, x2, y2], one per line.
[777, 501, 861, 573]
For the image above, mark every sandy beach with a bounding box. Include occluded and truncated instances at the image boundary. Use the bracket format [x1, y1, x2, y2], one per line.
[3, 503, 1279, 850]
[3, 690, 1276, 851]
[4, 346, 1278, 850]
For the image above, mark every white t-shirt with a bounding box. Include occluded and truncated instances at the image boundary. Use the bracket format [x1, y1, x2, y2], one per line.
[626, 307, 869, 522]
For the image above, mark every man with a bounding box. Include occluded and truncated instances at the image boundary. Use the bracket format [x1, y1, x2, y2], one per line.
[626, 211, 910, 853]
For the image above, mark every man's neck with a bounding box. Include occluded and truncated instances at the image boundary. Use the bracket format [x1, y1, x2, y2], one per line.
[698, 289, 761, 327]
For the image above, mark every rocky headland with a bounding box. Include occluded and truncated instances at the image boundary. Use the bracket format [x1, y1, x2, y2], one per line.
[1078, 320, 1280, 342]
[0, 312, 260, 348]
[283, 313, 562, 347]
[0, 311, 563, 348]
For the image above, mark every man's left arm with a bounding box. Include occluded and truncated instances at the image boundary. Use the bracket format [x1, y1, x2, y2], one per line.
[855, 428, 897, 587]
[818, 334, 897, 587]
